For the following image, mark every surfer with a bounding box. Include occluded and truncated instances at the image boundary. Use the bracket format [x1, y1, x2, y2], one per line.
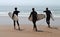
[43, 8, 52, 28]
[12, 7, 20, 30]
[29, 8, 37, 31]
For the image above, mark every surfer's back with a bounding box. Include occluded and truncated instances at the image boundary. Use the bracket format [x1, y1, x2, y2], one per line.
[13, 11, 20, 16]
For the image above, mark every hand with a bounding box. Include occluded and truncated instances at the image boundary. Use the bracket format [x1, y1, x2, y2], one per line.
[53, 19, 54, 21]
[28, 17, 30, 19]
[12, 17, 13, 19]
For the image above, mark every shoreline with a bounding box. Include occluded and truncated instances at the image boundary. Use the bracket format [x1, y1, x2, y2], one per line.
[0, 15, 60, 18]
[0, 11, 60, 17]
[0, 25, 60, 37]
[0, 16, 60, 27]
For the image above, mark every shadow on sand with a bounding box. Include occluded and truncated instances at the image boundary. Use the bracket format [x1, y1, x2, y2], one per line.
[37, 30, 44, 32]
[15, 29, 24, 31]
[50, 27, 59, 30]
[36, 30, 52, 33]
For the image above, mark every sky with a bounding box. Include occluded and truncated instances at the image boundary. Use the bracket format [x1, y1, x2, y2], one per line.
[0, 0, 60, 6]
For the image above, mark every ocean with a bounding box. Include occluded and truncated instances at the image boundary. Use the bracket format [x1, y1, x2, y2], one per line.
[0, 6, 60, 17]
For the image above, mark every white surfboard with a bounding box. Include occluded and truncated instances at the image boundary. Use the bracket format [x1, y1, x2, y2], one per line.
[28, 14, 45, 21]
[8, 12, 18, 21]
[50, 14, 54, 21]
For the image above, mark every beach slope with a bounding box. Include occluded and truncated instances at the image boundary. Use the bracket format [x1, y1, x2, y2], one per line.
[0, 25, 60, 37]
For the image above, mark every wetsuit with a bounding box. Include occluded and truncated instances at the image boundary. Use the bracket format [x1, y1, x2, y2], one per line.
[44, 10, 51, 27]
[30, 11, 37, 31]
[12, 10, 20, 29]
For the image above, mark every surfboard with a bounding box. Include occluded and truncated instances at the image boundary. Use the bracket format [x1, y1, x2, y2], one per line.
[28, 14, 45, 21]
[50, 14, 54, 21]
[8, 12, 18, 21]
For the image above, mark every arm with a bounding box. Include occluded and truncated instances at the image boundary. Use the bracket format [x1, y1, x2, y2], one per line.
[36, 12, 38, 17]
[43, 11, 46, 12]
[50, 10, 52, 16]
[12, 12, 14, 19]
[29, 12, 32, 19]
[50, 11, 54, 21]
[18, 11, 20, 13]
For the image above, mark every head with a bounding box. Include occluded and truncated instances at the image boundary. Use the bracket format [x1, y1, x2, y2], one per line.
[46, 7, 48, 10]
[32, 8, 35, 11]
[15, 7, 17, 11]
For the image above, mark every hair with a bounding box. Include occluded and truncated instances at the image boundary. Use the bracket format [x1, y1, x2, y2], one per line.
[32, 8, 35, 10]
[15, 7, 17, 10]
[46, 7, 48, 10]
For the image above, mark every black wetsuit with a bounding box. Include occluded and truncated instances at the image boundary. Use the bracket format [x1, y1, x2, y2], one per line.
[30, 11, 37, 29]
[44, 10, 51, 25]
[12, 11, 20, 29]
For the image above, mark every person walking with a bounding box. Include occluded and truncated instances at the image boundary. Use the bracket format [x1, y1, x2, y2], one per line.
[12, 7, 20, 30]
[43, 8, 52, 28]
[29, 8, 37, 31]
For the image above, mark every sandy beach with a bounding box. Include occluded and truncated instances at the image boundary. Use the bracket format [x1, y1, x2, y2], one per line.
[0, 25, 60, 37]
[0, 16, 60, 37]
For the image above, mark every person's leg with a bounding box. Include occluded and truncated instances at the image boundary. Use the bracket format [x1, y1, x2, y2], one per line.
[14, 20, 16, 29]
[33, 21, 37, 31]
[46, 18, 50, 28]
[47, 21, 50, 28]
[17, 21, 20, 30]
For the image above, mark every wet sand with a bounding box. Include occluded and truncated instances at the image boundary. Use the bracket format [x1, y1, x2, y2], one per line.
[0, 25, 60, 37]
